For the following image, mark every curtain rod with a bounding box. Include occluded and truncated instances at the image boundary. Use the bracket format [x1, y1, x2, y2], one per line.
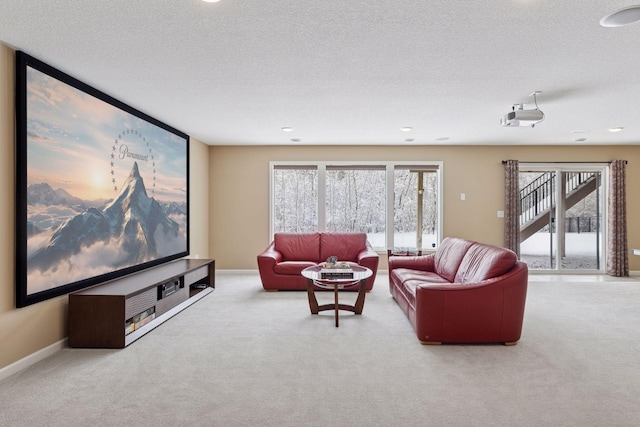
[501, 160, 627, 164]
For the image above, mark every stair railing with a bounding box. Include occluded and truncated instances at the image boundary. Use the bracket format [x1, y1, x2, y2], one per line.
[520, 173, 554, 226]
[519, 172, 596, 226]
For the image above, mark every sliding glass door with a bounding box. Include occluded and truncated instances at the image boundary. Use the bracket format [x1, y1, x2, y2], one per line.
[519, 164, 606, 272]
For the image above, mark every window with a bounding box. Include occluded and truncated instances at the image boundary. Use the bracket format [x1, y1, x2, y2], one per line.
[325, 166, 386, 241]
[271, 162, 442, 250]
[518, 163, 607, 272]
[393, 166, 439, 250]
[272, 165, 318, 233]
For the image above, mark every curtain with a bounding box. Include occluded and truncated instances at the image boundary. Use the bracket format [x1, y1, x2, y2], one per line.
[503, 160, 520, 257]
[606, 160, 628, 277]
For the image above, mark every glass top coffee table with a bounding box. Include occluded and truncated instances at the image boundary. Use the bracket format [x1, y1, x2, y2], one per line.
[301, 265, 373, 327]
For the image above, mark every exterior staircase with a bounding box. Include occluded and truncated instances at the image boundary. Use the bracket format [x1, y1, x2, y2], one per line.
[520, 172, 599, 241]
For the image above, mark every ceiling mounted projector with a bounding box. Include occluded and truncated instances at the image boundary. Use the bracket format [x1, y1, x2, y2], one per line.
[500, 92, 545, 128]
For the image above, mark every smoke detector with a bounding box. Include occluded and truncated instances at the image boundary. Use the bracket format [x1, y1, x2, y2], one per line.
[500, 91, 545, 128]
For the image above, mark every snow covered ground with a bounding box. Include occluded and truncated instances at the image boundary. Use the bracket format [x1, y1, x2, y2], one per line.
[521, 232, 602, 271]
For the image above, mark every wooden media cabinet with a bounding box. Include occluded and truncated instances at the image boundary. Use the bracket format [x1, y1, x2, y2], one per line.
[68, 258, 215, 348]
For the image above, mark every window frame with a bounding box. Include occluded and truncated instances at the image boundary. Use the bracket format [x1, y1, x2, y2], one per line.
[270, 161, 444, 251]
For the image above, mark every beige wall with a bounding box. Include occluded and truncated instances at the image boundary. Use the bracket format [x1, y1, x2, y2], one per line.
[189, 137, 210, 259]
[209, 145, 640, 271]
[0, 43, 209, 371]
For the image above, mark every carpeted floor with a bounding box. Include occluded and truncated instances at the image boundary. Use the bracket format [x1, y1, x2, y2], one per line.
[1, 271, 639, 427]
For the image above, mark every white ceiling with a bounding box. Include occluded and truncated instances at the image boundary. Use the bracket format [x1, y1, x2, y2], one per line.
[1, 0, 640, 146]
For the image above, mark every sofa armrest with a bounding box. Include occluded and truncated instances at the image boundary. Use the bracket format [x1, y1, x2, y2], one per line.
[413, 262, 528, 343]
[388, 254, 436, 273]
[357, 241, 378, 264]
[257, 241, 283, 268]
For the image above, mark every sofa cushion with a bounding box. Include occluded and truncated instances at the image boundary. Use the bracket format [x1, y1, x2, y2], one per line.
[403, 279, 445, 309]
[274, 233, 320, 262]
[454, 243, 517, 283]
[393, 270, 450, 309]
[391, 268, 451, 286]
[433, 237, 475, 282]
[319, 233, 367, 262]
[273, 261, 318, 275]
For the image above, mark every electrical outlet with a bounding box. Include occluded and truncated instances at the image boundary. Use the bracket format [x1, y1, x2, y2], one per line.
[497, 211, 504, 218]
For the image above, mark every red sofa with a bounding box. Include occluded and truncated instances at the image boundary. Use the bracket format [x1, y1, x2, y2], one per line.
[257, 232, 379, 291]
[388, 237, 528, 345]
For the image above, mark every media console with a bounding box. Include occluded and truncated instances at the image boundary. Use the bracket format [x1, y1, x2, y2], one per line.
[68, 258, 215, 348]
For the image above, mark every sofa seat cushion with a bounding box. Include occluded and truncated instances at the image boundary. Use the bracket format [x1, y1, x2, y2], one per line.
[454, 243, 517, 283]
[393, 270, 450, 308]
[273, 261, 318, 275]
[274, 233, 320, 262]
[403, 279, 448, 308]
[320, 233, 367, 262]
[391, 268, 450, 287]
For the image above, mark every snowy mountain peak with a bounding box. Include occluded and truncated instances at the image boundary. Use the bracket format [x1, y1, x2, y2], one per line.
[27, 182, 68, 206]
[105, 162, 150, 214]
[122, 161, 148, 198]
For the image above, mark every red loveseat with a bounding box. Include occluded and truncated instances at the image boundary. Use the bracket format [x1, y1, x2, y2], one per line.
[257, 232, 379, 291]
[388, 237, 528, 345]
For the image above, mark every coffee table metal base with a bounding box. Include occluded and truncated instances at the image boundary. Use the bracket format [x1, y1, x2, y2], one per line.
[305, 279, 367, 327]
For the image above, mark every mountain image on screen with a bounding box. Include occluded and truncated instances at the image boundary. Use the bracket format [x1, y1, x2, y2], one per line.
[27, 162, 183, 289]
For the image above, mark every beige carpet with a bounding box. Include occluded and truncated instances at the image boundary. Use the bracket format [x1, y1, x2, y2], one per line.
[1, 271, 639, 426]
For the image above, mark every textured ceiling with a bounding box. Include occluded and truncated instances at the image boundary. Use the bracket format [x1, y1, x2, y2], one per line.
[1, 0, 640, 146]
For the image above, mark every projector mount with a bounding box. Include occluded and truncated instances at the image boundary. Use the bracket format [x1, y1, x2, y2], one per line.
[500, 91, 545, 128]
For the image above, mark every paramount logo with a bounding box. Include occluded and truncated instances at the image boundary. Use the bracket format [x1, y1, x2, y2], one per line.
[111, 129, 156, 194]
[119, 144, 149, 162]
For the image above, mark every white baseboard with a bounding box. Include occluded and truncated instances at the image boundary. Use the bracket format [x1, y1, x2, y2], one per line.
[0, 339, 66, 382]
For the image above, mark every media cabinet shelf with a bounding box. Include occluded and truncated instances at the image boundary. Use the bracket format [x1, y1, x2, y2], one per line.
[68, 258, 215, 348]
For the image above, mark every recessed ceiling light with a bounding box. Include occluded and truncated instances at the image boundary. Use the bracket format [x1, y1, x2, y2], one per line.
[404, 138, 415, 143]
[400, 127, 413, 132]
[290, 138, 300, 143]
[600, 6, 640, 27]
[434, 137, 450, 142]
[202, 0, 221, 3]
[574, 138, 587, 143]
[571, 129, 590, 134]
[281, 127, 293, 132]
[608, 127, 624, 133]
